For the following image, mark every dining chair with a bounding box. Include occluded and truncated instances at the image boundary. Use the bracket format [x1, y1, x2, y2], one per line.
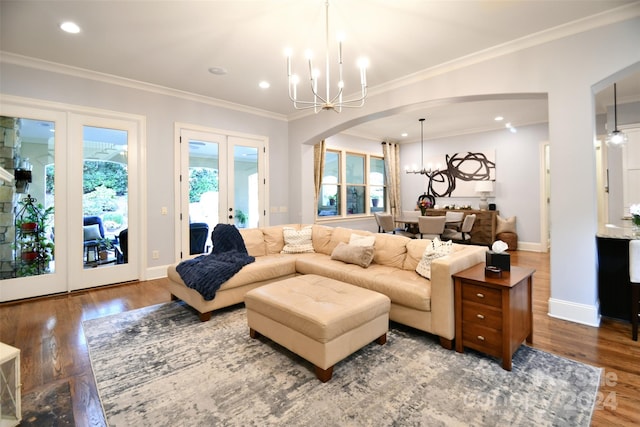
[444, 211, 464, 230]
[442, 214, 476, 243]
[417, 216, 447, 240]
[374, 213, 415, 238]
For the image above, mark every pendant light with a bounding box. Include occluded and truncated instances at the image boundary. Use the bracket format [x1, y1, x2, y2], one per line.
[606, 83, 627, 147]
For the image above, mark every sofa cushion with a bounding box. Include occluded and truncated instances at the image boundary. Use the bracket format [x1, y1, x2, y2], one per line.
[330, 242, 375, 268]
[294, 257, 430, 311]
[167, 254, 297, 292]
[263, 225, 289, 254]
[281, 226, 315, 254]
[403, 239, 431, 270]
[239, 228, 266, 257]
[311, 224, 335, 255]
[372, 233, 410, 269]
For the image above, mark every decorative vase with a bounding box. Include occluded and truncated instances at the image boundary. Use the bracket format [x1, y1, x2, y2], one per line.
[633, 216, 640, 236]
[420, 207, 427, 216]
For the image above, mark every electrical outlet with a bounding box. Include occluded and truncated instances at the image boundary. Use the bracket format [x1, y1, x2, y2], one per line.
[152, 250, 160, 259]
[161, 207, 168, 215]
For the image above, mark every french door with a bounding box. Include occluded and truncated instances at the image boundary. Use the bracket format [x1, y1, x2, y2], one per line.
[177, 125, 266, 259]
[0, 99, 143, 300]
[68, 113, 142, 291]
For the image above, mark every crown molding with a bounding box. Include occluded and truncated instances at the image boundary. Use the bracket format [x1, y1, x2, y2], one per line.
[369, 3, 640, 98]
[0, 52, 288, 122]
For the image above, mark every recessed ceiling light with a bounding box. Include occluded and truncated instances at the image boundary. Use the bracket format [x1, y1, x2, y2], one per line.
[60, 21, 80, 34]
[208, 66, 227, 75]
[401, 132, 408, 137]
[259, 81, 270, 89]
[494, 116, 504, 121]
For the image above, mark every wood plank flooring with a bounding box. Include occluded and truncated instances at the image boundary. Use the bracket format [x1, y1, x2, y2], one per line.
[1, 251, 638, 426]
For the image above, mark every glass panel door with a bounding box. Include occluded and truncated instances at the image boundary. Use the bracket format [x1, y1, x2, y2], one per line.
[185, 131, 225, 255]
[229, 137, 261, 229]
[69, 114, 140, 291]
[0, 113, 66, 302]
[82, 126, 129, 267]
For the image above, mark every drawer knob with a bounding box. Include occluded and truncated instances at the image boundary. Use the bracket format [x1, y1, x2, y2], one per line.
[476, 293, 485, 298]
[477, 335, 485, 341]
[476, 314, 485, 319]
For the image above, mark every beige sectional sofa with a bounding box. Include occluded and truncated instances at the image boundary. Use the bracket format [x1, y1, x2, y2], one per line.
[165, 224, 486, 348]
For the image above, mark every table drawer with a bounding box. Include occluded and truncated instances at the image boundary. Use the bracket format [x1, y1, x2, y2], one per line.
[462, 301, 502, 330]
[462, 323, 502, 356]
[461, 283, 501, 308]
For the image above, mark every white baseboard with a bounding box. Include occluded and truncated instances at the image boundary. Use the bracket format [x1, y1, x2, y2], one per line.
[548, 298, 601, 327]
[517, 241, 546, 252]
[144, 265, 169, 281]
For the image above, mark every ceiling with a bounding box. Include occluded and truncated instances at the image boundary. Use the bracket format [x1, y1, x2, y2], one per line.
[1, 0, 638, 143]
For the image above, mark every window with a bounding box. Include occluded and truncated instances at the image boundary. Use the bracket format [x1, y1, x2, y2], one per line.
[317, 149, 385, 218]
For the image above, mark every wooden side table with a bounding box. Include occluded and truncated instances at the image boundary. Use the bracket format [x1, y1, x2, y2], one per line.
[453, 263, 535, 371]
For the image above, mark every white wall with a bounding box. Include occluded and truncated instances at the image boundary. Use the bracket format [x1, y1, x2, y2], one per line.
[290, 16, 640, 326]
[400, 123, 546, 247]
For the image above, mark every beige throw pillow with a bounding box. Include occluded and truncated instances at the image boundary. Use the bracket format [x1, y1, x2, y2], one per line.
[331, 242, 375, 268]
[496, 215, 516, 234]
[415, 237, 453, 279]
[281, 226, 315, 254]
[349, 233, 376, 247]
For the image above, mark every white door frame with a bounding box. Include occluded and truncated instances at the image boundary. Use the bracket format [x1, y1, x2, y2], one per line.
[174, 123, 268, 261]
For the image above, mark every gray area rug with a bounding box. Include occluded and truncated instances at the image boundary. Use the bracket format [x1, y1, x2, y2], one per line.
[83, 302, 601, 426]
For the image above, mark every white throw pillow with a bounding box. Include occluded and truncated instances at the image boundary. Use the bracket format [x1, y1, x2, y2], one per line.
[415, 237, 453, 279]
[349, 233, 376, 247]
[496, 215, 516, 234]
[83, 224, 102, 241]
[281, 226, 315, 254]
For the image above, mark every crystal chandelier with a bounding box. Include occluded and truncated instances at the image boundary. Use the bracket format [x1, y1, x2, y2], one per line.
[606, 83, 628, 147]
[406, 118, 442, 175]
[285, 0, 368, 113]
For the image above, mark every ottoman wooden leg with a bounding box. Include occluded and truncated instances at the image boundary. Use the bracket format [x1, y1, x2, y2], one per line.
[249, 328, 261, 339]
[315, 365, 334, 383]
[376, 333, 387, 345]
[198, 311, 212, 322]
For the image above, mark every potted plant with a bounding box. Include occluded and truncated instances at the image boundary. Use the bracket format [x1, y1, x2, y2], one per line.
[15, 197, 55, 276]
[97, 237, 113, 260]
[235, 210, 247, 228]
[371, 195, 380, 208]
[328, 194, 337, 206]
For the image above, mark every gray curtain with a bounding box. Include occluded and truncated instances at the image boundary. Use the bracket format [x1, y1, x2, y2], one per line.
[382, 141, 402, 217]
[313, 140, 326, 206]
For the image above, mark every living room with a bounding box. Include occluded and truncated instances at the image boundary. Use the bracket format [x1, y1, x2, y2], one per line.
[1, 1, 639, 425]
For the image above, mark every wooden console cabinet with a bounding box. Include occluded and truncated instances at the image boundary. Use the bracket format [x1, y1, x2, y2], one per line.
[453, 263, 535, 371]
[425, 209, 498, 245]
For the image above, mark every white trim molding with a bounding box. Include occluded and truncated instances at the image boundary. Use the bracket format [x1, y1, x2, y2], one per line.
[548, 298, 601, 327]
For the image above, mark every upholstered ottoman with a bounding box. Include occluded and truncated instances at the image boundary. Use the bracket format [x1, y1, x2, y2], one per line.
[244, 274, 390, 382]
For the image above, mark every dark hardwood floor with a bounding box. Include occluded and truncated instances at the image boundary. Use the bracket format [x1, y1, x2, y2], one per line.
[1, 251, 638, 426]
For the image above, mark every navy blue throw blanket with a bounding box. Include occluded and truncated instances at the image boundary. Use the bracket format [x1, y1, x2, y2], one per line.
[176, 224, 255, 301]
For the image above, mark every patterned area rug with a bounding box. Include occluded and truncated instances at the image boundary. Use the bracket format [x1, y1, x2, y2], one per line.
[21, 380, 75, 426]
[83, 302, 601, 426]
